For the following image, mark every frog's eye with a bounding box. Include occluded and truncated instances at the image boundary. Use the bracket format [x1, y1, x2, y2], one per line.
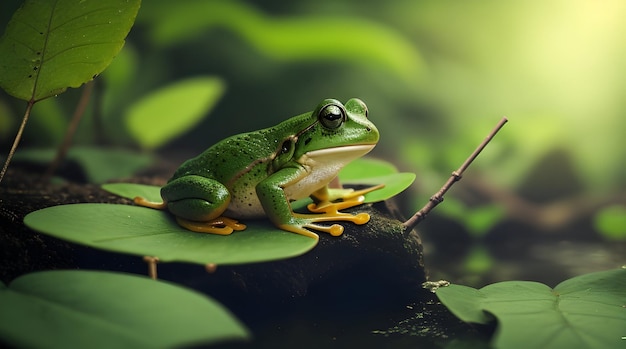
[318, 103, 346, 129]
[280, 139, 292, 154]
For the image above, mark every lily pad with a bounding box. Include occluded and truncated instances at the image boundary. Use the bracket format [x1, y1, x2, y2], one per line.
[24, 204, 317, 265]
[0, 270, 249, 349]
[26, 158, 412, 265]
[340, 157, 399, 179]
[436, 268, 626, 349]
[340, 158, 416, 203]
[102, 182, 162, 202]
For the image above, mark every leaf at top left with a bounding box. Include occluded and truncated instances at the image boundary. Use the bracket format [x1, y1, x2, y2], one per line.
[0, 0, 141, 102]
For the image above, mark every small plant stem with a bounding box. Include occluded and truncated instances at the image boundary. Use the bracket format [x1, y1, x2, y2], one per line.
[0, 99, 36, 186]
[43, 81, 94, 181]
[402, 117, 508, 233]
[91, 80, 106, 145]
[143, 256, 159, 280]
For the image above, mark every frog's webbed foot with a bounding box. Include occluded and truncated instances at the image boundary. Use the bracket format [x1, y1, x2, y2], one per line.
[176, 216, 246, 235]
[278, 213, 368, 239]
[283, 189, 380, 239]
[134, 196, 168, 210]
[287, 184, 384, 238]
[307, 183, 384, 213]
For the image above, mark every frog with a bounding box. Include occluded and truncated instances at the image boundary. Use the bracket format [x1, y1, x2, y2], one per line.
[134, 98, 383, 240]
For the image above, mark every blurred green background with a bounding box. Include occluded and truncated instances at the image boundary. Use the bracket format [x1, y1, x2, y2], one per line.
[1, 0, 624, 285]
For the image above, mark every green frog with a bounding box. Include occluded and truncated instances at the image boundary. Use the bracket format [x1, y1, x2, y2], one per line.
[135, 98, 382, 240]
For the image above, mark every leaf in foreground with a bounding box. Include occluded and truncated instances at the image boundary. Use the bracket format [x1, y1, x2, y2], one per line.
[24, 204, 317, 265]
[0, 0, 141, 101]
[436, 268, 626, 349]
[24, 157, 412, 265]
[0, 270, 249, 349]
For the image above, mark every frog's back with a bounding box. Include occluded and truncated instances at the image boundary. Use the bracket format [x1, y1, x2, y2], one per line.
[169, 131, 272, 183]
[170, 112, 314, 182]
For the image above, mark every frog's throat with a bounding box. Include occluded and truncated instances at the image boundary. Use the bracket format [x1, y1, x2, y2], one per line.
[285, 144, 376, 201]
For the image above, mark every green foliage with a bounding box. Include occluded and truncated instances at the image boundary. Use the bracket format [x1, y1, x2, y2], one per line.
[462, 245, 494, 274]
[594, 205, 626, 241]
[339, 158, 416, 203]
[14, 146, 153, 183]
[0, 270, 249, 348]
[125, 77, 225, 150]
[436, 268, 626, 349]
[0, 0, 141, 101]
[139, 0, 424, 84]
[102, 182, 162, 202]
[2, 1, 624, 236]
[23, 158, 413, 265]
[24, 203, 318, 265]
[435, 198, 506, 237]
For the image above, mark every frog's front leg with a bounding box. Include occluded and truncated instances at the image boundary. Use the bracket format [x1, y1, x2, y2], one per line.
[256, 168, 373, 239]
[306, 184, 385, 214]
[135, 175, 245, 235]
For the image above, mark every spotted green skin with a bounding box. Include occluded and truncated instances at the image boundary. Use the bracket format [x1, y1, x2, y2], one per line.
[160, 98, 379, 234]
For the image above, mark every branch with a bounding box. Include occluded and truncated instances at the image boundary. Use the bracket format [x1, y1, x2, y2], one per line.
[402, 117, 508, 232]
[43, 81, 94, 181]
[0, 100, 35, 186]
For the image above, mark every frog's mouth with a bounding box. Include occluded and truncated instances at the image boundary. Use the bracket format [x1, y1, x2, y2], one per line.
[302, 144, 376, 163]
[298, 144, 376, 176]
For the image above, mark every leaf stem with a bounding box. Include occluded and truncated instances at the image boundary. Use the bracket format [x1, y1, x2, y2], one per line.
[143, 256, 159, 280]
[0, 100, 35, 186]
[43, 81, 94, 181]
[402, 117, 508, 233]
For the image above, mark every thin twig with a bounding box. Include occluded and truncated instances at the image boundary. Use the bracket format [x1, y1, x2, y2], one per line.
[0, 100, 36, 186]
[402, 117, 508, 233]
[43, 81, 94, 181]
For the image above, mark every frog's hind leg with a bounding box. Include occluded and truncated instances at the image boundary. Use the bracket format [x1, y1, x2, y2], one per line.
[166, 197, 247, 235]
[176, 216, 246, 235]
[162, 176, 246, 235]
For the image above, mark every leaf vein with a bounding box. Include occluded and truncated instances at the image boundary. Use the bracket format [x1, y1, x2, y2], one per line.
[48, 6, 127, 34]
[41, 41, 123, 63]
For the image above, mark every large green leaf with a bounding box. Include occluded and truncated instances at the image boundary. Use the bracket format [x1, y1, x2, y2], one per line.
[125, 77, 225, 150]
[0, 270, 249, 349]
[436, 268, 626, 349]
[25, 158, 412, 265]
[24, 203, 317, 265]
[0, 0, 141, 101]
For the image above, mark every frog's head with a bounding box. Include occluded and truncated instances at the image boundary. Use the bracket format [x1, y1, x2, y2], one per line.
[291, 98, 379, 167]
